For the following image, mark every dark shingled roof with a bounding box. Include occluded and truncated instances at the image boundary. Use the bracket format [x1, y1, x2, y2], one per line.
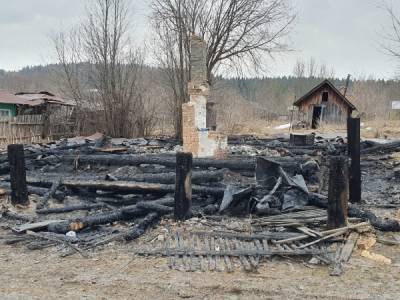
[293, 79, 356, 110]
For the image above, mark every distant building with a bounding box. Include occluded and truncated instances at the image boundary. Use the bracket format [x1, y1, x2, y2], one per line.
[0, 90, 75, 140]
[0, 90, 31, 117]
[293, 79, 357, 129]
[390, 100, 400, 120]
[15, 91, 74, 113]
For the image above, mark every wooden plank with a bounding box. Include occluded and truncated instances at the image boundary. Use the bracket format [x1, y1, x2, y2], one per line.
[12, 220, 64, 233]
[189, 234, 197, 271]
[233, 240, 252, 271]
[254, 239, 263, 263]
[174, 232, 183, 271]
[261, 239, 271, 259]
[296, 226, 320, 238]
[339, 232, 359, 263]
[194, 234, 206, 272]
[222, 238, 234, 272]
[208, 236, 217, 271]
[377, 238, 400, 246]
[213, 237, 223, 272]
[275, 222, 369, 244]
[247, 241, 259, 267]
[203, 236, 213, 271]
[166, 233, 174, 269]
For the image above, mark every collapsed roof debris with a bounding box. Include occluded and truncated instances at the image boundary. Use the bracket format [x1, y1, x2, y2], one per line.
[0, 131, 399, 274]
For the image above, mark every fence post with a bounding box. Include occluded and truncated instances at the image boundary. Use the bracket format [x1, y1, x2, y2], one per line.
[327, 156, 348, 229]
[174, 152, 192, 221]
[7, 144, 29, 206]
[347, 117, 361, 203]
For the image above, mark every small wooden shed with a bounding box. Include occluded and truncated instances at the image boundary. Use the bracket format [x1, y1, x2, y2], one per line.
[293, 80, 356, 129]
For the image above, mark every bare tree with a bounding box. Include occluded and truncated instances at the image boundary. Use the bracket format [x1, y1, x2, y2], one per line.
[292, 57, 335, 79]
[381, 1, 400, 62]
[52, 0, 155, 137]
[307, 57, 317, 78]
[293, 58, 305, 77]
[151, 0, 296, 138]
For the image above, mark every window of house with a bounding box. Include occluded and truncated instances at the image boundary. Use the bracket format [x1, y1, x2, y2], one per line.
[322, 92, 328, 102]
[0, 109, 11, 117]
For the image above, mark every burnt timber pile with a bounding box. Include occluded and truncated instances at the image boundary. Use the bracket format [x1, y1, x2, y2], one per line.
[0, 132, 399, 273]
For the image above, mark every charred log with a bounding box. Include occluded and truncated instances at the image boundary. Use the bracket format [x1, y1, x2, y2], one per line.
[348, 206, 400, 231]
[124, 212, 160, 241]
[308, 193, 400, 232]
[51, 154, 309, 172]
[37, 179, 62, 209]
[105, 169, 224, 184]
[25, 177, 225, 197]
[47, 197, 174, 233]
[361, 140, 400, 154]
[36, 203, 106, 214]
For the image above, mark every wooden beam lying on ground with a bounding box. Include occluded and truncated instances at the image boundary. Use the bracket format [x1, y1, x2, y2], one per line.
[106, 169, 224, 184]
[36, 203, 106, 214]
[25, 177, 225, 197]
[48, 154, 310, 172]
[361, 140, 400, 154]
[47, 197, 174, 233]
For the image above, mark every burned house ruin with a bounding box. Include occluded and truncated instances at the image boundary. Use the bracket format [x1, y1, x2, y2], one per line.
[294, 80, 357, 129]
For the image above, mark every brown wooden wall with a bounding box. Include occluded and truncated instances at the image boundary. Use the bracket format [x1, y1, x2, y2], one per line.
[297, 87, 352, 125]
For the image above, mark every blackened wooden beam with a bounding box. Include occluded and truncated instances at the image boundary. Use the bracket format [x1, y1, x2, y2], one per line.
[174, 152, 192, 221]
[327, 156, 349, 229]
[7, 144, 29, 206]
[51, 154, 309, 172]
[24, 176, 225, 197]
[347, 117, 361, 203]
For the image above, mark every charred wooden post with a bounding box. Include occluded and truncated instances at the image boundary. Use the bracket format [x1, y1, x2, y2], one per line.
[327, 156, 349, 229]
[347, 117, 361, 203]
[174, 152, 192, 220]
[7, 144, 29, 206]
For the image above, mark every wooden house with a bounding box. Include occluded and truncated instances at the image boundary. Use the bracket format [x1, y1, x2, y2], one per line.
[0, 90, 31, 117]
[0, 90, 75, 142]
[293, 80, 356, 129]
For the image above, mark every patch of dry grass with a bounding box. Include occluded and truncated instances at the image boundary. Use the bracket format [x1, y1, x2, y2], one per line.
[361, 120, 400, 139]
[223, 119, 400, 139]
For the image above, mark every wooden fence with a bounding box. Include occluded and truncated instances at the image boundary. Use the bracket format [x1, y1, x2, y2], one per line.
[0, 115, 44, 145]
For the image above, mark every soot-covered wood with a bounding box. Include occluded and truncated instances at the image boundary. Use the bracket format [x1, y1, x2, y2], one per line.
[327, 156, 348, 229]
[347, 117, 361, 203]
[174, 152, 192, 221]
[7, 144, 29, 206]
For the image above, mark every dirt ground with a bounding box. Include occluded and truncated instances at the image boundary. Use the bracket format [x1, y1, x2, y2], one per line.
[0, 228, 399, 300]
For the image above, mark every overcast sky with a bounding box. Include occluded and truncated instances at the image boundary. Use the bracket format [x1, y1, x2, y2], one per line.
[0, 0, 398, 79]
